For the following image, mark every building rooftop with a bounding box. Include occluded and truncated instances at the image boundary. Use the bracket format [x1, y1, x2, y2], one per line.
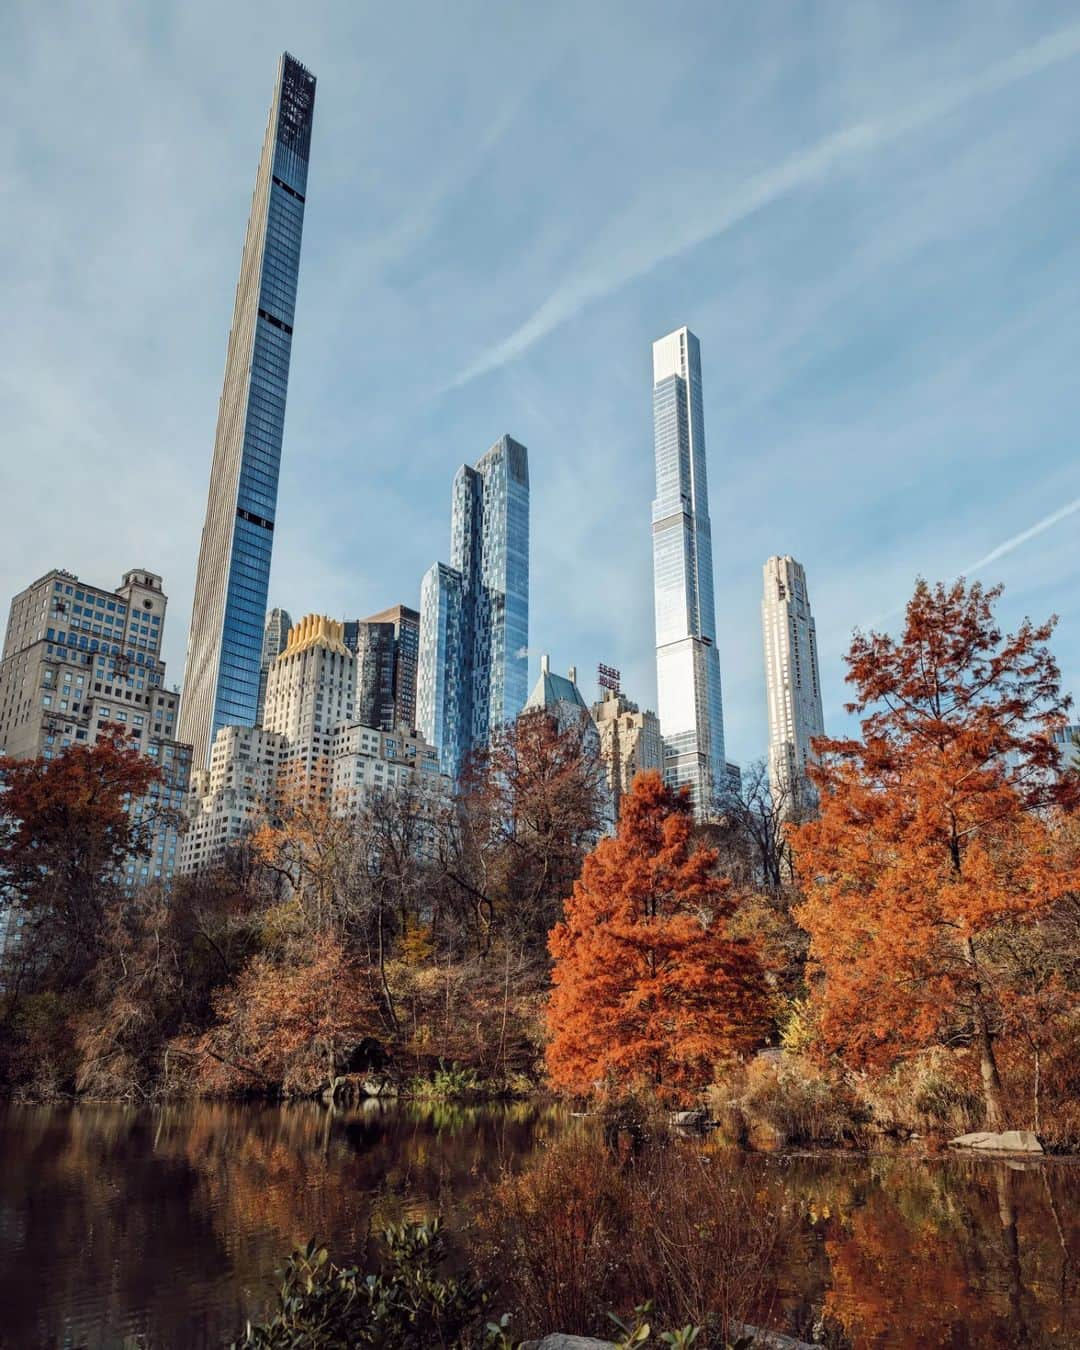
[524, 654, 588, 714]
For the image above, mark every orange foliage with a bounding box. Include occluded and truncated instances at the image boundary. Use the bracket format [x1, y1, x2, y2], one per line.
[179, 938, 378, 1096]
[546, 772, 769, 1104]
[793, 579, 1080, 1125]
[0, 729, 164, 982]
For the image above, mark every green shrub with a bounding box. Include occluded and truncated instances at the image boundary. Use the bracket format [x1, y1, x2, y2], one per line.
[410, 1061, 484, 1101]
[232, 1220, 507, 1349]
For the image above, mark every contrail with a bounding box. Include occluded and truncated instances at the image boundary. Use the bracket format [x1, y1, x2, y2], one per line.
[866, 494, 1080, 629]
[444, 21, 1080, 392]
[963, 495, 1080, 575]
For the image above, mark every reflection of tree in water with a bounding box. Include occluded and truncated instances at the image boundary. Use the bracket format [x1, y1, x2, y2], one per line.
[0, 1106, 1076, 1349]
[0, 1100, 564, 1349]
[819, 1157, 1079, 1348]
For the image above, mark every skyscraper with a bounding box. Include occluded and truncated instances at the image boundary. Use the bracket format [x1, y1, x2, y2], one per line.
[256, 606, 293, 723]
[761, 555, 824, 810]
[179, 53, 316, 769]
[343, 604, 420, 732]
[651, 327, 726, 817]
[417, 436, 529, 780]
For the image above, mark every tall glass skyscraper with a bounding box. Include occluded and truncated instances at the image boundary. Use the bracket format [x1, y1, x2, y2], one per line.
[651, 327, 727, 817]
[179, 53, 316, 769]
[417, 436, 529, 780]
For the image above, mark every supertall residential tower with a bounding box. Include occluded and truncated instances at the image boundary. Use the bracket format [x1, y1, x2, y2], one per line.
[651, 327, 726, 816]
[417, 436, 530, 780]
[180, 54, 316, 769]
[761, 555, 824, 809]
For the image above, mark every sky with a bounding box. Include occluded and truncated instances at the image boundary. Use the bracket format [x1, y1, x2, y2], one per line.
[3, 1, 1079, 767]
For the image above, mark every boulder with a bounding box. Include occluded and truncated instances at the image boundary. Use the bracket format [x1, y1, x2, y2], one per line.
[948, 1129, 1043, 1154]
[671, 1108, 709, 1130]
[518, 1339, 616, 1350]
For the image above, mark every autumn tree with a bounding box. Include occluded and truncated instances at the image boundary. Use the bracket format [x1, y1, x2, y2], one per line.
[546, 772, 769, 1103]
[445, 711, 608, 954]
[0, 730, 165, 994]
[175, 937, 378, 1096]
[793, 579, 1080, 1129]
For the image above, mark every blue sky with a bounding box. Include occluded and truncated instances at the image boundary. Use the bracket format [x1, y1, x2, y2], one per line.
[3, 1, 1079, 766]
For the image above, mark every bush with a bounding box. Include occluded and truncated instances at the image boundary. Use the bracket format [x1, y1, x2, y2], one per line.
[410, 1061, 484, 1101]
[473, 1131, 790, 1342]
[232, 1220, 508, 1349]
[710, 1055, 870, 1148]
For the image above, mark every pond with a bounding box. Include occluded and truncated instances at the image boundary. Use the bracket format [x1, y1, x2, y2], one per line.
[0, 1100, 1076, 1348]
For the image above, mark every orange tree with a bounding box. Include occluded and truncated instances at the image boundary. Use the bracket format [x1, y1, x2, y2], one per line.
[793, 579, 1080, 1129]
[546, 772, 769, 1103]
[0, 728, 164, 989]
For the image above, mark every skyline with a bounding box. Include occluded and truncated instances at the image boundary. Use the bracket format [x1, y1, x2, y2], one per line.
[3, 2, 1080, 768]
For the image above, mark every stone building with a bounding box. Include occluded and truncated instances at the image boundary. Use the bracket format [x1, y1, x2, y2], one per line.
[0, 567, 191, 886]
[591, 687, 663, 820]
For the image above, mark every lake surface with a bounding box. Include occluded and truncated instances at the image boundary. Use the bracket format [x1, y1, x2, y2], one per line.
[0, 1100, 1076, 1348]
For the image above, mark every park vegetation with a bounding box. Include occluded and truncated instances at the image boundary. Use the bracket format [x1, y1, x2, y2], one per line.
[1, 576, 1078, 1150]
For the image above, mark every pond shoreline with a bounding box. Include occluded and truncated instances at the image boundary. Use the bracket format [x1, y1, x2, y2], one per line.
[4, 1092, 1077, 1160]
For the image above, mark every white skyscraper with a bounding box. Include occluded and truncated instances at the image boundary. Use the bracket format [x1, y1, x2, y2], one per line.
[651, 327, 727, 817]
[761, 555, 825, 809]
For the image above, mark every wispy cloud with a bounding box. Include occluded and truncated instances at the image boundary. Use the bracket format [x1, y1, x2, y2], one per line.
[444, 20, 1080, 392]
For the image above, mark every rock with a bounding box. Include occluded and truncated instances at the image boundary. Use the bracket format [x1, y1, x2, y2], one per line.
[518, 1339, 616, 1350]
[361, 1076, 398, 1097]
[671, 1108, 709, 1129]
[730, 1322, 821, 1349]
[948, 1129, 1043, 1153]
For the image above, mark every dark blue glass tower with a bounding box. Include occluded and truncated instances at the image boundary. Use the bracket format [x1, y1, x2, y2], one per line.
[179, 53, 315, 769]
[417, 436, 530, 780]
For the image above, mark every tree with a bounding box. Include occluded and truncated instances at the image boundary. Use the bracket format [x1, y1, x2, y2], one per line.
[792, 579, 1080, 1129]
[546, 772, 769, 1103]
[178, 937, 378, 1096]
[715, 757, 810, 890]
[0, 730, 165, 992]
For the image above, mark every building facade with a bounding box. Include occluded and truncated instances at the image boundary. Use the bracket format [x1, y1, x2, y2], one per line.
[418, 435, 529, 780]
[591, 687, 663, 820]
[180, 619, 447, 873]
[651, 326, 727, 817]
[1052, 723, 1080, 772]
[343, 604, 420, 733]
[179, 725, 287, 873]
[256, 607, 293, 724]
[262, 614, 355, 798]
[0, 568, 192, 886]
[330, 721, 447, 819]
[761, 555, 825, 810]
[179, 53, 316, 770]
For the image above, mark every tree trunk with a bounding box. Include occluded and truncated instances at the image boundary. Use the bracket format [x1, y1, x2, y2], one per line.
[966, 936, 1005, 1129]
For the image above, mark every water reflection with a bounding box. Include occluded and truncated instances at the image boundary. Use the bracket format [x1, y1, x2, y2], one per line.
[0, 1102, 1075, 1349]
